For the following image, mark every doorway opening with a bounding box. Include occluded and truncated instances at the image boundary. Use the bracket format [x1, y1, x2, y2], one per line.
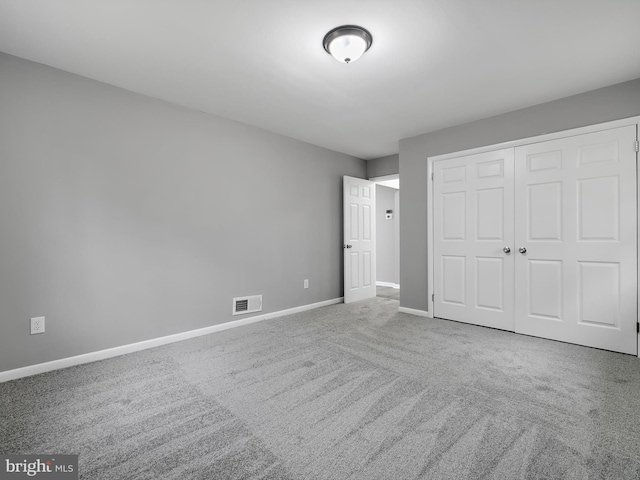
[372, 174, 399, 301]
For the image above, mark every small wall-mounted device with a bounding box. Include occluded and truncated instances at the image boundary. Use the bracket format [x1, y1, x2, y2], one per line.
[30, 316, 45, 335]
[232, 295, 263, 315]
[386, 209, 393, 220]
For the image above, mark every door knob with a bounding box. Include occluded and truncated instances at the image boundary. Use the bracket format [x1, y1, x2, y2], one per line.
[519, 247, 527, 254]
[343, 244, 353, 249]
[503, 247, 511, 254]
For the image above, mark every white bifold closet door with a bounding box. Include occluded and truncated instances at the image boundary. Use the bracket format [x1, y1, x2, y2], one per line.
[434, 125, 637, 355]
[514, 126, 637, 354]
[433, 148, 515, 331]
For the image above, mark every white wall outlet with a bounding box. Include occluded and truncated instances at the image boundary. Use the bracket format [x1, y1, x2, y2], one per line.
[304, 279, 309, 289]
[30, 316, 45, 335]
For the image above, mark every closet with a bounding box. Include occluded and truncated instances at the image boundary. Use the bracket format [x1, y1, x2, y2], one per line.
[432, 125, 638, 354]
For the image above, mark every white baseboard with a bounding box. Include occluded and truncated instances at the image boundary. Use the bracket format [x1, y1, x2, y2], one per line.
[376, 281, 400, 289]
[0, 297, 344, 383]
[398, 307, 432, 318]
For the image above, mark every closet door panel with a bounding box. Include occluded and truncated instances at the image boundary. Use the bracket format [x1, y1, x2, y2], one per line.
[433, 149, 515, 330]
[514, 126, 637, 355]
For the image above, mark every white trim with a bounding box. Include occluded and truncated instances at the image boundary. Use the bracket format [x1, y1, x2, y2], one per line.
[399, 307, 432, 318]
[376, 281, 400, 289]
[0, 297, 343, 383]
[427, 116, 640, 356]
[370, 174, 400, 190]
[429, 116, 640, 164]
[428, 157, 435, 317]
[369, 173, 399, 182]
[637, 122, 640, 359]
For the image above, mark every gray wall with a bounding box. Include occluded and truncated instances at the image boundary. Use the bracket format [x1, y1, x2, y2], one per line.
[399, 78, 640, 312]
[0, 53, 366, 372]
[376, 185, 399, 285]
[367, 154, 399, 178]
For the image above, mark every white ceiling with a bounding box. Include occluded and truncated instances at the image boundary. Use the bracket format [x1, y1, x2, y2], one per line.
[1, 1, 639, 160]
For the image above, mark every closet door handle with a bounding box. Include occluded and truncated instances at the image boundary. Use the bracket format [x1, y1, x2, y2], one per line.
[503, 247, 511, 254]
[519, 247, 527, 254]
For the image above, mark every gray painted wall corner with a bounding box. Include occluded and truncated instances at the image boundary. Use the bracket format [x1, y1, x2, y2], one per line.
[367, 154, 399, 179]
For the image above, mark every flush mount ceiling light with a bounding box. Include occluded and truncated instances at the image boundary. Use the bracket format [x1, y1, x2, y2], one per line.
[323, 25, 372, 64]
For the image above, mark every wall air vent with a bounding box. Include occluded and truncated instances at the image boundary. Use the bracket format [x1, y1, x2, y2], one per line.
[233, 295, 263, 315]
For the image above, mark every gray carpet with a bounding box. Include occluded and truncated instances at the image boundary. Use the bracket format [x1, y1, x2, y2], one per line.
[376, 285, 400, 301]
[2, 296, 640, 479]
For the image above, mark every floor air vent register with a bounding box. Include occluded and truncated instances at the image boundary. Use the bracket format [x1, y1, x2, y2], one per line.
[232, 295, 263, 315]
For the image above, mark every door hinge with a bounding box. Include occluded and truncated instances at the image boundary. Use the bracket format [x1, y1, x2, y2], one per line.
[635, 140, 639, 153]
[432, 293, 434, 302]
[637, 322, 639, 333]
[431, 172, 434, 181]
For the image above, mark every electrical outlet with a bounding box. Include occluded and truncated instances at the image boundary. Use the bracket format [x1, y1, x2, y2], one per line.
[30, 316, 45, 335]
[304, 279, 309, 289]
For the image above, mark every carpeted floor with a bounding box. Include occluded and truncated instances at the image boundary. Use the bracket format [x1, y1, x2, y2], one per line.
[376, 285, 400, 301]
[1, 296, 640, 479]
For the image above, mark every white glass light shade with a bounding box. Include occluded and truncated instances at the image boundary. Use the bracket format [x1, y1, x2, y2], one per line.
[328, 34, 367, 64]
[323, 25, 372, 64]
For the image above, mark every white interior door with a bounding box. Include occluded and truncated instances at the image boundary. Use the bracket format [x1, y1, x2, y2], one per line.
[344, 176, 376, 303]
[433, 149, 515, 330]
[514, 126, 638, 354]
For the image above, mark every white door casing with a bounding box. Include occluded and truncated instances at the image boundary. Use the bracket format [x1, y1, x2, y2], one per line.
[514, 126, 637, 355]
[433, 149, 515, 330]
[344, 176, 376, 303]
[431, 124, 638, 355]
